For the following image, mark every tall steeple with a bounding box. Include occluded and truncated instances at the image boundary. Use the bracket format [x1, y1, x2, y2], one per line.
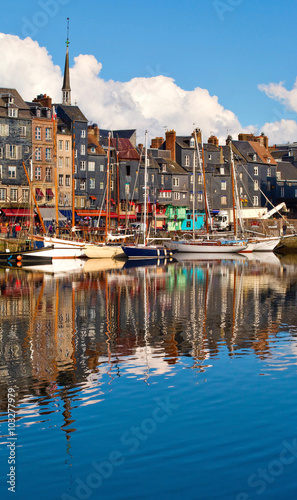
[62, 18, 71, 105]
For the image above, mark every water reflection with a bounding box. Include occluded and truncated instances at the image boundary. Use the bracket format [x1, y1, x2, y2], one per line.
[1, 253, 297, 432]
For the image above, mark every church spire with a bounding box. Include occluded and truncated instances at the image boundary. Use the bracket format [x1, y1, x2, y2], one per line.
[62, 18, 71, 105]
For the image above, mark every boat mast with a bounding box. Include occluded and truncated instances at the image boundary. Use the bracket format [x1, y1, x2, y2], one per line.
[196, 131, 209, 234]
[53, 108, 59, 235]
[71, 121, 76, 229]
[192, 131, 196, 241]
[22, 161, 46, 234]
[144, 130, 148, 245]
[105, 132, 111, 240]
[230, 141, 237, 238]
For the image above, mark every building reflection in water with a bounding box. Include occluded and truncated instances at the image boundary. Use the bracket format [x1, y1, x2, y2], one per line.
[1, 253, 297, 446]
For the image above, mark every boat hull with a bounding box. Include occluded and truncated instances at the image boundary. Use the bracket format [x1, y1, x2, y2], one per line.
[83, 244, 125, 259]
[170, 241, 247, 253]
[122, 245, 175, 259]
[241, 237, 280, 253]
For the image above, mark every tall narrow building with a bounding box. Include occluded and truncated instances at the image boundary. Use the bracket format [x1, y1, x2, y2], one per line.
[62, 19, 71, 105]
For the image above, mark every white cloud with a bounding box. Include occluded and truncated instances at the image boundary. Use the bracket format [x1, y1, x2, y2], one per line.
[1, 32, 297, 145]
[259, 80, 297, 113]
[261, 119, 297, 145]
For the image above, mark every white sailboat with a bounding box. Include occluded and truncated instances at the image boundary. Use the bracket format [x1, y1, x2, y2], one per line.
[170, 130, 247, 254]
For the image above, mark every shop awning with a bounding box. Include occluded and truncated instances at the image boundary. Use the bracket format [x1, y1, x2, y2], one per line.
[38, 207, 67, 222]
[90, 196, 97, 200]
[36, 188, 44, 197]
[76, 210, 136, 219]
[1, 208, 34, 217]
[46, 188, 54, 197]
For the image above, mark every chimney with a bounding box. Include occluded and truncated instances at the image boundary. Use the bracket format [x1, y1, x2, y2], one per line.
[33, 94, 52, 109]
[192, 129, 202, 144]
[88, 124, 100, 141]
[165, 130, 176, 161]
[151, 137, 164, 149]
[208, 135, 219, 146]
[138, 143, 143, 150]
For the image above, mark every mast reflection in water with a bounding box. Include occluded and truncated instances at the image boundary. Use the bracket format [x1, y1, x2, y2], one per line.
[1, 254, 297, 499]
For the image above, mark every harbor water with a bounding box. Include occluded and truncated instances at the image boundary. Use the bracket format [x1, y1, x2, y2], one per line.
[1, 253, 297, 499]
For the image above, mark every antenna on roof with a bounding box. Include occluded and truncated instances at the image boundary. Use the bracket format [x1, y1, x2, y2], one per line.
[66, 17, 70, 47]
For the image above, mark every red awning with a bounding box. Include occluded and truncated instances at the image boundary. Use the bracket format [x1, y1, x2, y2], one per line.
[36, 188, 44, 197]
[90, 196, 97, 200]
[75, 210, 136, 219]
[1, 208, 33, 217]
[46, 188, 54, 197]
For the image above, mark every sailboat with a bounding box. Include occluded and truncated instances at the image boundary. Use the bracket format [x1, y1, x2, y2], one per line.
[122, 131, 176, 259]
[169, 130, 247, 254]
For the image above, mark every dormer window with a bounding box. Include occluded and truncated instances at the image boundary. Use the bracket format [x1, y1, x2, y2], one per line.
[91, 147, 96, 153]
[162, 164, 166, 172]
[190, 137, 195, 148]
[8, 96, 14, 104]
[277, 171, 281, 180]
[36, 109, 41, 118]
[253, 154, 257, 161]
[8, 108, 18, 117]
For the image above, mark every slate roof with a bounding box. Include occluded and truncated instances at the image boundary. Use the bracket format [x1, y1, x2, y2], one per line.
[109, 138, 140, 161]
[155, 157, 187, 174]
[0, 88, 31, 118]
[232, 140, 276, 165]
[276, 161, 297, 181]
[56, 104, 88, 122]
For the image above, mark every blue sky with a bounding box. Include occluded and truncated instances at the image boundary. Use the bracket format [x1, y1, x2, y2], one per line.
[1, 0, 297, 142]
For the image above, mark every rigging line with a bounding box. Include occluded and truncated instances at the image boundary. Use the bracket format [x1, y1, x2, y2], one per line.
[238, 162, 286, 220]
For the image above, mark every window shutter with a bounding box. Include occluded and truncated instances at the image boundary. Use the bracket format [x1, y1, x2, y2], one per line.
[5, 125, 9, 136]
[6, 144, 10, 159]
[17, 145, 22, 159]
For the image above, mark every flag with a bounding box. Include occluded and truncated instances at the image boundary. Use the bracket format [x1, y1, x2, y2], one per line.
[52, 105, 57, 121]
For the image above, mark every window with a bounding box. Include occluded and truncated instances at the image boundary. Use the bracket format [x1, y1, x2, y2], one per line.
[74, 179, 77, 190]
[151, 174, 154, 182]
[220, 167, 225, 175]
[58, 157, 63, 168]
[80, 198, 85, 208]
[65, 157, 70, 168]
[174, 192, 180, 200]
[173, 177, 179, 187]
[59, 174, 63, 186]
[45, 148, 51, 161]
[8, 108, 18, 117]
[240, 187, 243, 195]
[35, 167, 41, 180]
[8, 166, 16, 178]
[90, 178, 95, 189]
[91, 147, 96, 153]
[0, 124, 9, 136]
[75, 149, 77, 158]
[267, 157, 270, 164]
[100, 182, 104, 190]
[253, 154, 257, 162]
[22, 189, 29, 202]
[185, 155, 190, 167]
[295, 189, 297, 198]
[100, 164, 104, 172]
[45, 128, 51, 141]
[0, 165, 2, 178]
[88, 161, 95, 171]
[280, 187, 284, 197]
[80, 161, 86, 170]
[267, 181, 271, 191]
[190, 137, 195, 148]
[10, 188, 18, 202]
[198, 174, 203, 184]
[6, 144, 20, 159]
[221, 180, 226, 191]
[0, 188, 6, 201]
[35, 127, 41, 140]
[221, 195, 227, 205]
[254, 166, 258, 175]
[81, 130, 86, 138]
[161, 175, 164, 185]
[0, 147, 3, 159]
[254, 180, 259, 191]
[110, 180, 114, 190]
[80, 144, 86, 155]
[80, 180, 85, 191]
[277, 171, 281, 180]
[35, 147, 41, 161]
[267, 168, 271, 177]
[208, 154, 212, 160]
[58, 140, 63, 151]
[197, 193, 203, 202]
[253, 196, 259, 206]
[74, 164, 77, 174]
[65, 175, 70, 187]
[162, 164, 166, 172]
[45, 167, 52, 182]
[65, 140, 70, 151]
[20, 126, 26, 137]
[239, 172, 243, 179]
